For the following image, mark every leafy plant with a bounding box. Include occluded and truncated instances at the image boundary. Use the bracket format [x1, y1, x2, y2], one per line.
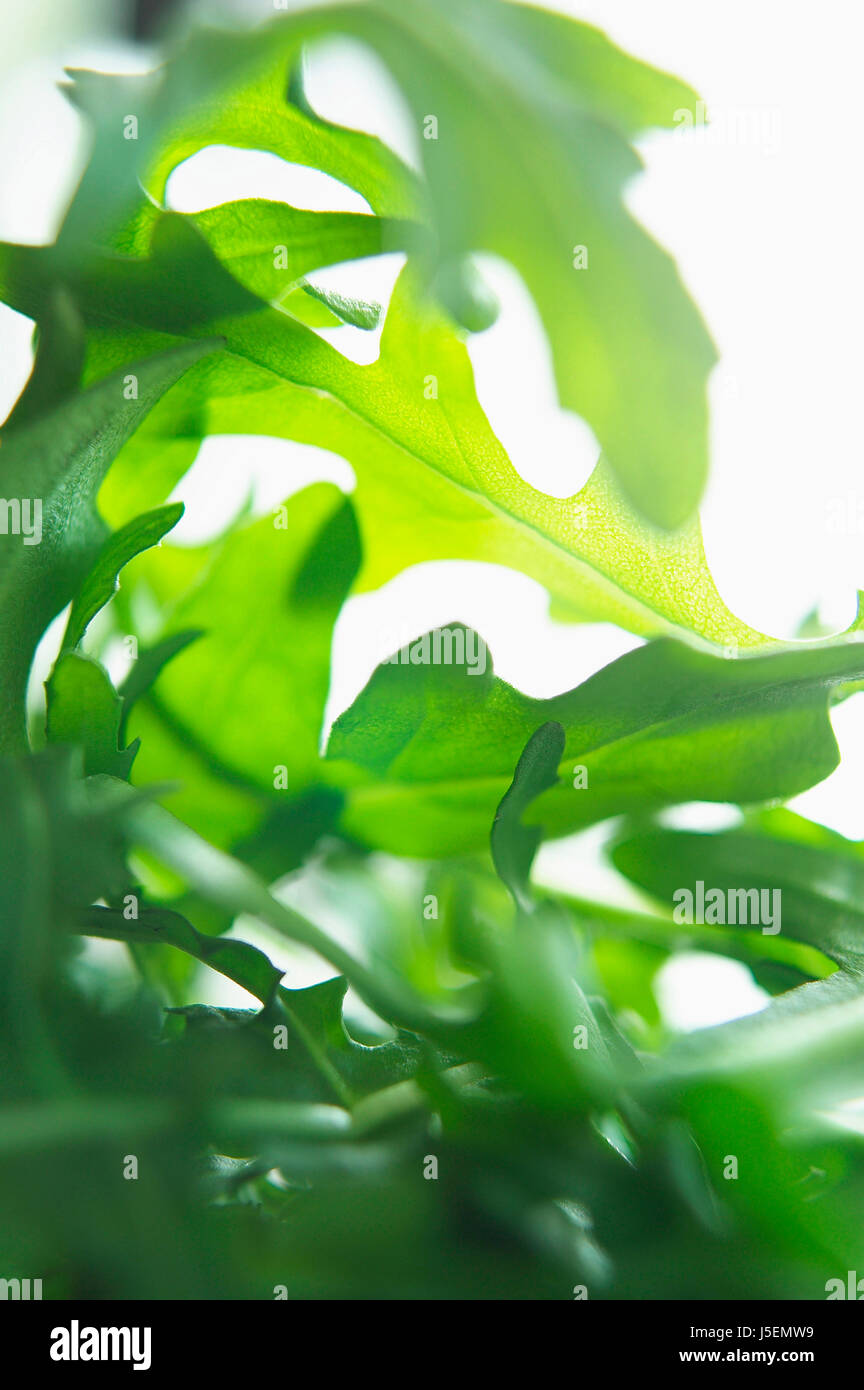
[2, 0, 863, 1302]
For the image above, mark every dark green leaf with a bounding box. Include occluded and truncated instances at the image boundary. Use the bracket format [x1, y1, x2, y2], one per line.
[491, 720, 565, 911]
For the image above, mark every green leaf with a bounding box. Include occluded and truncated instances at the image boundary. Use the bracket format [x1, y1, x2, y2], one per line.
[298, 282, 381, 331]
[6, 286, 85, 429]
[333, 0, 716, 526]
[134, 1, 713, 525]
[0, 21, 735, 639]
[491, 720, 565, 911]
[50, 21, 418, 272]
[608, 809, 864, 1106]
[0, 338, 222, 753]
[88, 267, 760, 648]
[0, 749, 131, 1059]
[654, 968, 864, 1108]
[0, 196, 409, 368]
[327, 630, 864, 857]
[45, 653, 138, 780]
[274, 976, 432, 1100]
[107, 787, 483, 1032]
[611, 808, 864, 968]
[128, 486, 359, 816]
[2, 214, 262, 334]
[558, 887, 834, 984]
[83, 900, 435, 1106]
[82, 903, 285, 1007]
[0, 196, 754, 648]
[117, 629, 203, 743]
[104, 490, 359, 855]
[461, 905, 618, 1110]
[139, 25, 420, 220]
[430, 256, 500, 335]
[187, 200, 413, 306]
[61, 502, 184, 652]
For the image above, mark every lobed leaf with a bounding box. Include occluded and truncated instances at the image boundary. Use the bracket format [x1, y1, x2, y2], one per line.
[327, 630, 864, 857]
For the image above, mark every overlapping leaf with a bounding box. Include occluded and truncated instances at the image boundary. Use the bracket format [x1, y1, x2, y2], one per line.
[0, 339, 220, 752]
[0, 2, 743, 647]
[85, 258, 767, 648]
[612, 807, 864, 968]
[327, 629, 864, 856]
[122, 484, 357, 851]
[132, 0, 715, 525]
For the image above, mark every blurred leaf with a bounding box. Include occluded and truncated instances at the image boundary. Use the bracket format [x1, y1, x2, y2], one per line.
[94, 0, 712, 527]
[127, 486, 359, 842]
[115, 789, 483, 1032]
[336, 0, 716, 526]
[6, 286, 84, 428]
[117, 628, 203, 741]
[612, 809, 864, 967]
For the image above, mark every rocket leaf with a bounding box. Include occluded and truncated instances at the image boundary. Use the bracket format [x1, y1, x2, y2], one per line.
[328, 631, 864, 856]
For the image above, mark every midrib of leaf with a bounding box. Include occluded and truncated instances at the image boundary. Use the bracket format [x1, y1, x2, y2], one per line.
[18, 146, 726, 646]
[277, 997, 355, 1109]
[100, 316, 661, 631]
[197, 335, 735, 645]
[7, 243, 741, 646]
